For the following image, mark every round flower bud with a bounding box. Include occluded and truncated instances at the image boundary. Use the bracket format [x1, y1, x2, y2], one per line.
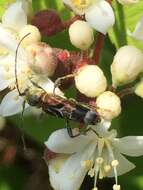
[27, 43, 57, 76]
[117, 0, 139, 5]
[69, 20, 94, 50]
[75, 65, 107, 97]
[19, 24, 41, 46]
[111, 45, 143, 87]
[96, 91, 121, 120]
[134, 81, 143, 98]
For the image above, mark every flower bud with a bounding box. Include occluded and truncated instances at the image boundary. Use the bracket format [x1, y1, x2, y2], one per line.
[117, 0, 139, 5]
[134, 81, 143, 98]
[96, 91, 121, 120]
[27, 43, 57, 76]
[32, 9, 64, 36]
[19, 24, 41, 46]
[75, 65, 107, 97]
[69, 20, 94, 50]
[111, 45, 143, 87]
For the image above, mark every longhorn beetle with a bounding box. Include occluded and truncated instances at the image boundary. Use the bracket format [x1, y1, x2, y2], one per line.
[15, 34, 101, 137]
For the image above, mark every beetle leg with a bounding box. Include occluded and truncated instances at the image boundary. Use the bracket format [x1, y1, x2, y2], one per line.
[66, 120, 80, 138]
[79, 124, 91, 135]
[53, 74, 75, 95]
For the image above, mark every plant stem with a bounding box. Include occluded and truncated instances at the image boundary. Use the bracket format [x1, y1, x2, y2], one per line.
[63, 15, 84, 29]
[93, 33, 105, 65]
[117, 88, 134, 98]
[93, 0, 113, 65]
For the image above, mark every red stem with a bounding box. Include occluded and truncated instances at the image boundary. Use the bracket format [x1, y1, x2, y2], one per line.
[93, 0, 113, 65]
[63, 15, 84, 29]
[93, 33, 105, 65]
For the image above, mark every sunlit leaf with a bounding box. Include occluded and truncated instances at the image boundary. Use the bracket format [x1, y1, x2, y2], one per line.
[109, 0, 143, 50]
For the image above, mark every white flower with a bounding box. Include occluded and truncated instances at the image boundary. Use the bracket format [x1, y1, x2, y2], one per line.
[0, 1, 63, 116]
[2, 0, 32, 32]
[63, 0, 115, 34]
[45, 121, 143, 190]
[128, 16, 143, 41]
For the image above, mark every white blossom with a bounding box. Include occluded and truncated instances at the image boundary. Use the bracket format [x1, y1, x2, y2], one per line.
[2, 0, 32, 32]
[45, 121, 143, 190]
[0, 1, 63, 116]
[63, 0, 115, 34]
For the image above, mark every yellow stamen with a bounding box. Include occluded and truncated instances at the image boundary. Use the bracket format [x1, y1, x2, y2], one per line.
[99, 169, 104, 179]
[81, 159, 93, 169]
[92, 187, 98, 190]
[71, 0, 92, 9]
[104, 164, 111, 173]
[96, 157, 104, 165]
[88, 168, 95, 177]
[111, 160, 119, 167]
[113, 184, 121, 190]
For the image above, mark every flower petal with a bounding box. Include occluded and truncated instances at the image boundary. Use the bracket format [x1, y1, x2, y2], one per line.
[38, 79, 64, 97]
[48, 155, 70, 190]
[45, 128, 95, 154]
[85, 0, 115, 34]
[107, 150, 135, 177]
[128, 16, 143, 41]
[91, 119, 112, 137]
[113, 136, 143, 157]
[48, 142, 96, 190]
[0, 67, 13, 90]
[2, 1, 27, 31]
[0, 89, 28, 116]
[63, 0, 86, 15]
[0, 55, 16, 90]
[0, 25, 27, 60]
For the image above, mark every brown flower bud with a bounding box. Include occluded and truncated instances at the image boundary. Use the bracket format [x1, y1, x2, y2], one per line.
[32, 9, 64, 36]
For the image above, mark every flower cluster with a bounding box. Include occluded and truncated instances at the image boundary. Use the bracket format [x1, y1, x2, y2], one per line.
[0, 1, 143, 190]
[45, 121, 143, 190]
[0, 0, 63, 116]
[43, 1, 143, 190]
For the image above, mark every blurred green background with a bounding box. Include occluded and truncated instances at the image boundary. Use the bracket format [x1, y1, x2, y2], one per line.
[0, 0, 143, 190]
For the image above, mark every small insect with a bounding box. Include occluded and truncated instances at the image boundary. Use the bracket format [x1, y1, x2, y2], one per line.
[27, 92, 101, 137]
[15, 34, 101, 137]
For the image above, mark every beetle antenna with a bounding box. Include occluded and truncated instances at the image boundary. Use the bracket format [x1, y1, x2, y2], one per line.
[15, 33, 30, 151]
[15, 33, 31, 96]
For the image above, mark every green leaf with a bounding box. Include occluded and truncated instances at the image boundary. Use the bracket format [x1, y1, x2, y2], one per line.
[32, 0, 71, 19]
[109, 0, 143, 50]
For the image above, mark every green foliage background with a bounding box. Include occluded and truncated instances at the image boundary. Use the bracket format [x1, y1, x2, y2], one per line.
[0, 0, 143, 190]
